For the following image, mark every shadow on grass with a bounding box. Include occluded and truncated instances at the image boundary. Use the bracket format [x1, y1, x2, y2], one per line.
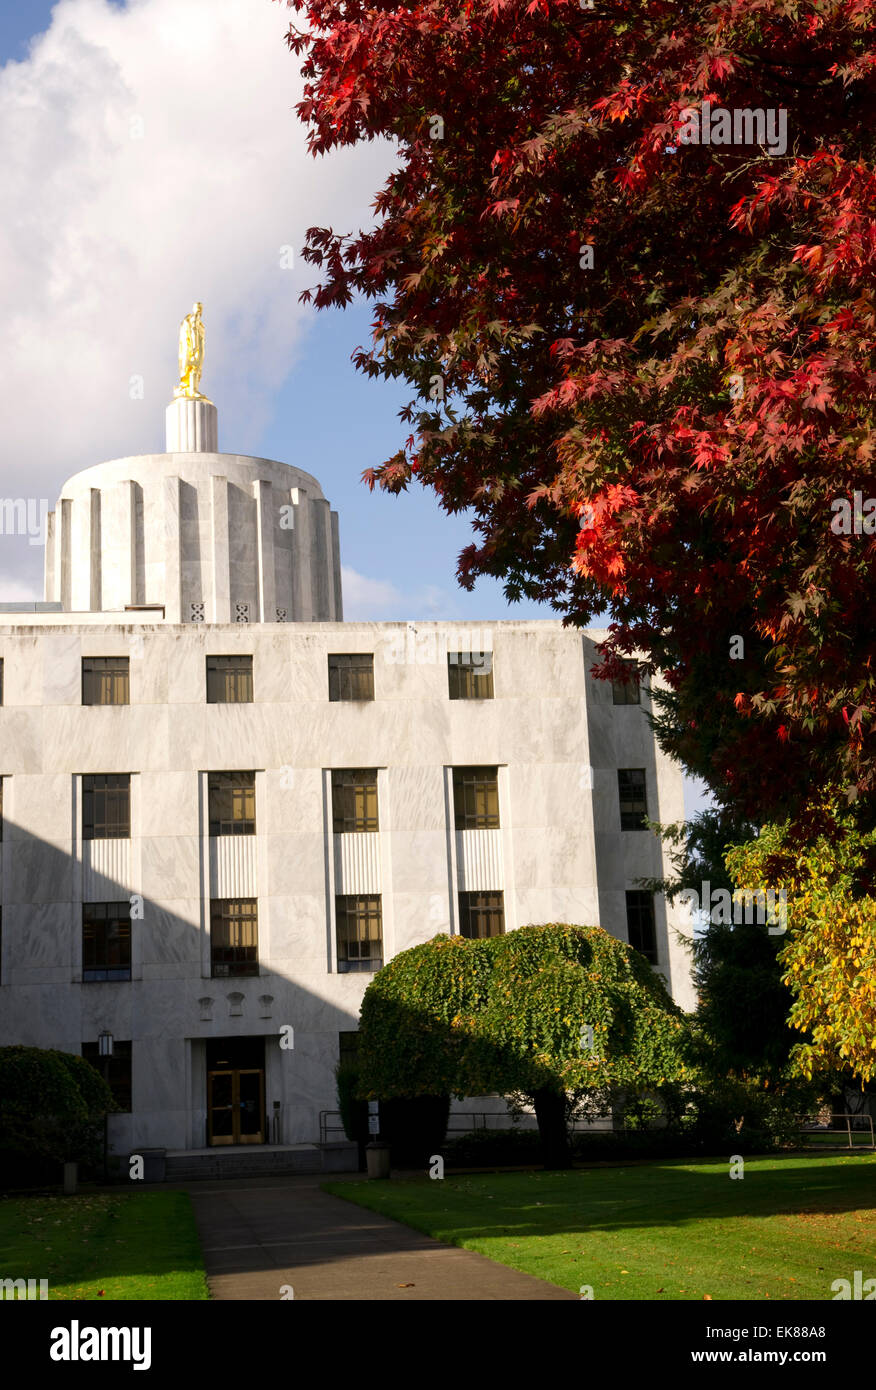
[324, 1154, 876, 1243]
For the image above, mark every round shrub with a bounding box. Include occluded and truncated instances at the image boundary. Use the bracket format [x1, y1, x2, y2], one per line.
[0, 1045, 114, 1186]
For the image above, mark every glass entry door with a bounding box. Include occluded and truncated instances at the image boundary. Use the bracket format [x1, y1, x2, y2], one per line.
[208, 1068, 265, 1145]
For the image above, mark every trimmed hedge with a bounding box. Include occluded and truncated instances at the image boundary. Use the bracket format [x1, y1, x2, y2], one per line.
[443, 1128, 543, 1167]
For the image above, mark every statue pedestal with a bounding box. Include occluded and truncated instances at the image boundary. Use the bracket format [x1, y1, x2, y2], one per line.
[166, 396, 218, 452]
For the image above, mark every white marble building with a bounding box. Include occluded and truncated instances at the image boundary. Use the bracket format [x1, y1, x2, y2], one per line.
[0, 392, 694, 1167]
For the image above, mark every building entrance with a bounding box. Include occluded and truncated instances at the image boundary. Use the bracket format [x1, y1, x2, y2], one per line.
[206, 1037, 265, 1146]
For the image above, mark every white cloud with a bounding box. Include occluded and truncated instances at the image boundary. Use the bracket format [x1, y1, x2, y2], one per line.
[0, 0, 395, 512]
[0, 570, 43, 603]
[341, 566, 458, 621]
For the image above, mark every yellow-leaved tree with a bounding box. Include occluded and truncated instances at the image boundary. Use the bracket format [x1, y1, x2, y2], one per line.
[726, 792, 876, 1084]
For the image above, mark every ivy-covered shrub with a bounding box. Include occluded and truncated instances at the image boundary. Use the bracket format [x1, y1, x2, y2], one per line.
[357, 924, 692, 1167]
[357, 933, 494, 1098]
[0, 1045, 115, 1186]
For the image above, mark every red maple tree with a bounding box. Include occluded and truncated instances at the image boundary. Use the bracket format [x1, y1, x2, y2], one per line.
[279, 0, 876, 819]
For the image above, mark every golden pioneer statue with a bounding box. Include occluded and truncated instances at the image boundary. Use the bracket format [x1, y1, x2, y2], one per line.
[174, 301, 211, 400]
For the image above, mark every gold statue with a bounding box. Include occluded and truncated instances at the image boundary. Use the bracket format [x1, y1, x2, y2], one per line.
[174, 301, 211, 400]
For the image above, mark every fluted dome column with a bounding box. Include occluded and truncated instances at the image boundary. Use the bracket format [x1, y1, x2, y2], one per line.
[166, 397, 218, 452]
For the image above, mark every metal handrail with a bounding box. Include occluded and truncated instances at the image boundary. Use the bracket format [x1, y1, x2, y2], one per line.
[319, 1111, 348, 1144]
[798, 1112, 875, 1148]
[318, 1108, 615, 1144]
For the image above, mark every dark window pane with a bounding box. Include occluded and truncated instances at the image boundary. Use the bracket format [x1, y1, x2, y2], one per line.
[328, 654, 374, 702]
[618, 768, 648, 831]
[626, 890, 658, 964]
[612, 660, 641, 705]
[82, 775, 130, 839]
[82, 1040, 132, 1112]
[208, 772, 256, 836]
[82, 657, 129, 706]
[211, 898, 258, 976]
[336, 895, 382, 972]
[458, 891, 504, 939]
[452, 766, 500, 830]
[338, 1031, 360, 1061]
[331, 769, 379, 833]
[82, 902, 132, 982]
[206, 656, 253, 704]
[448, 652, 494, 700]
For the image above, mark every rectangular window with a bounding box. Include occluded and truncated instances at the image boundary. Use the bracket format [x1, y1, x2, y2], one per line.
[331, 769, 379, 833]
[448, 651, 494, 700]
[82, 902, 132, 982]
[82, 774, 131, 840]
[336, 895, 383, 972]
[208, 771, 256, 836]
[82, 657, 129, 706]
[210, 898, 259, 977]
[328, 654, 374, 702]
[612, 659, 641, 705]
[338, 1030, 360, 1062]
[626, 891, 658, 964]
[618, 768, 648, 831]
[82, 1040, 132, 1112]
[0, 657, 4, 705]
[206, 655, 253, 704]
[452, 766, 500, 830]
[458, 891, 505, 939]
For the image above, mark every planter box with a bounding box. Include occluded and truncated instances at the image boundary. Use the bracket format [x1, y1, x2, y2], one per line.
[319, 1141, 359, 1173]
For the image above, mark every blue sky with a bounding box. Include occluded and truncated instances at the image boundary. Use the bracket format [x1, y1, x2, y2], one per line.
[0, 0, 710, 816]
[0, 0, 554, 624]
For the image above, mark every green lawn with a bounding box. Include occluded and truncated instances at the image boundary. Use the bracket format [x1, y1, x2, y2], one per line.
[0, 1191, 208, 1300]
[324, 1154, 876, 1300]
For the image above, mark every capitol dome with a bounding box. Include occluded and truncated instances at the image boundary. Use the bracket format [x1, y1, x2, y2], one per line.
[44, 393, 342, 624]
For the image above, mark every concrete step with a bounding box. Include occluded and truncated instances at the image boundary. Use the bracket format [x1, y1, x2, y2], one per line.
[163, 1143, 356, 1182]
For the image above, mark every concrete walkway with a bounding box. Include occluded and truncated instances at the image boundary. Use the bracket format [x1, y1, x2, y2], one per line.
[184, 1174, 575, 1301]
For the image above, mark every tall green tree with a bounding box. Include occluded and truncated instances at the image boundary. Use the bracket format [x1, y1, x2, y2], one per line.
[642, 809, 798, 1080]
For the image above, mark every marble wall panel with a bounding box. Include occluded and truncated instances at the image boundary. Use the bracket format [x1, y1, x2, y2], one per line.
[142, 834, 199, 901]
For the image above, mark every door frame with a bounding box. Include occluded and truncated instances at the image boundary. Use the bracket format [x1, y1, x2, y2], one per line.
[207, 1067, 266, 1146]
